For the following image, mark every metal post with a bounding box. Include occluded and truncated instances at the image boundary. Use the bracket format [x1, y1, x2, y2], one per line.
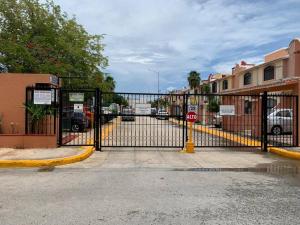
[296, 95, 299, 147]
[94, 88, 100, 151]
[182, 94, 186, 149]
[185, 93, 189, 142]
[262, 91, 268, 152]
[99, 90, 103, 151]
[157, 72, 160, 93]
[25, 87, 29, 134]
[58, 88, 63, 146]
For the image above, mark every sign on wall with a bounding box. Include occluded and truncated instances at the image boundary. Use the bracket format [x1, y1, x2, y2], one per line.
[33, 90, 52, 105]
[74, 104, 83, 113]
[220, 105, 235, 116]
[69, 93, 84, 102]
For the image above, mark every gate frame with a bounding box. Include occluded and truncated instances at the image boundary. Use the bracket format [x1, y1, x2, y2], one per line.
[57, 89, 299, 151]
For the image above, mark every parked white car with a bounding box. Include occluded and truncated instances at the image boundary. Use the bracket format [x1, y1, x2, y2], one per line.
[267, 109, 293, 135]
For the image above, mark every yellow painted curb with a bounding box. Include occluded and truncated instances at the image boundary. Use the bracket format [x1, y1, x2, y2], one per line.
[0, 145, 95, 168]
[170, 118, 300, 160]
[268, 147, 300, 160]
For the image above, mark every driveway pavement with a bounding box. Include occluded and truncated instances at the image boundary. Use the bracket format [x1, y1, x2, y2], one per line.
[1, 148, 300, 225]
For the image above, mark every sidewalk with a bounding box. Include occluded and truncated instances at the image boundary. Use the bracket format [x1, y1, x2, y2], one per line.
[0, 147, 84, 160]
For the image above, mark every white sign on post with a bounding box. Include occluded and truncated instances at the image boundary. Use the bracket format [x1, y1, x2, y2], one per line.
[135, 103, 151, 114]
[188, 105, 198, 112]
[220, 105, 235, 115]
[74, 104, 83, 113]
[69, 93, 84, 102]
[33, 90, 52, 105]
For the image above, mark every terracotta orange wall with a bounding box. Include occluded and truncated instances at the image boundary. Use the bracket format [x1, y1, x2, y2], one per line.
[287, 39, 300, 77]
[0, 73, 54, 134]
[264, 48, 288, 63]
[0, 135, 57, 148]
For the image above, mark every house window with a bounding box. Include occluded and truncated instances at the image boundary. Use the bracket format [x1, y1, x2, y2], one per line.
[243, 73, 252, 85]
[212, 82, 217, 93]
[222, 80, 228, 90]
[264, 66, 275, 81]
[244, 100, 252, 114]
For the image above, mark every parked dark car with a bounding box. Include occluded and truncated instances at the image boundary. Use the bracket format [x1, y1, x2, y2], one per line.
[121, 108, 135, 121]
[62, 111, 89, 132]
[151, 108, 157, 117]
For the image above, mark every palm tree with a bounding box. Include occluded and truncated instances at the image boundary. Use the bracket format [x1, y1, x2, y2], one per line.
[187, 71, 201, 91]
[104, 75, 116, 92]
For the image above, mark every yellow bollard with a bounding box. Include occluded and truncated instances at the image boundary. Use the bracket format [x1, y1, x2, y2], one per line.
[185, 121, 195, 153]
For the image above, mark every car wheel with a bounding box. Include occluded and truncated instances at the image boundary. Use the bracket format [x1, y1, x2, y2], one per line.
[71, 124, 80, 132]
[271, 126, 282, 135]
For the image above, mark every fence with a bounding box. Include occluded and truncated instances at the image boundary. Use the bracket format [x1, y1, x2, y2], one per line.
[25, 87, 58, 135]
[23, 87, 298, 150]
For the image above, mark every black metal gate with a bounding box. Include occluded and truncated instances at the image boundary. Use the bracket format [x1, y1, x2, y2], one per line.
[57, 89, 299, 150]
[58, 89, 97, 147]
[99, 92, 185, 149]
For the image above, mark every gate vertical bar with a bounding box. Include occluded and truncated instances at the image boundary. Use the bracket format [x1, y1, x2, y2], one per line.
[99, 90, 103, 151]
[95, 88, 100, 150]
[58, 88, 63, 146]
[185, 93, 189, 142]
[182, 94, 186, 149]
[25, 87, 29, 134]
[262, 91, 268, 152]
[296, 95, 299, 147]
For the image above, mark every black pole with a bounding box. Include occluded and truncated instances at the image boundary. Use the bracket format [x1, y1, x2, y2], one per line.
[99, 90, 103, 151]
[94, 88, 100, 151]
[58, 88, 63, 146]
[296, 95, 299, 147]
[182, 94, 186, 149]
[185, 93, 189, 142]
[25, 87, 29, 134]
[262, 91, 268, 152]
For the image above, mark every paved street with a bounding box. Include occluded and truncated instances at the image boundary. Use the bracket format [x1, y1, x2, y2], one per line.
[102, 116, 243, 148]
[1, 117, 300, 225]
[1, 148, 300, 225]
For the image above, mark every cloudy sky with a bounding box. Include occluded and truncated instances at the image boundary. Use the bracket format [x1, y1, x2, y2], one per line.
[53, 0, 300, 92]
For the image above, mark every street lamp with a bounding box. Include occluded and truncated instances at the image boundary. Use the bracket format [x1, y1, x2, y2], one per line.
[148, 69, 160, 93]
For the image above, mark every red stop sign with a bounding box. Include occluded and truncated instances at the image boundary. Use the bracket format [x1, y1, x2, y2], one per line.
[186, 112, 197, 122]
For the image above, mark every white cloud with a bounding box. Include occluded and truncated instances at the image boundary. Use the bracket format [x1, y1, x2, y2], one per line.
[52, 0, 300, 92]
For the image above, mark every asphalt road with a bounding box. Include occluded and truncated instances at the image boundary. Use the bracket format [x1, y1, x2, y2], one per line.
[1, 165, 300, 225]
[1, 116, 300, 224]
[102, 116, 240, 148]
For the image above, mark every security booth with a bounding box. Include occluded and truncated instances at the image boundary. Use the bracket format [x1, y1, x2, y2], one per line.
[0, 73, 59, 148]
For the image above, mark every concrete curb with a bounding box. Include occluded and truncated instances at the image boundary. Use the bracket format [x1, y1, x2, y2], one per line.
[268, 147, 300, 160]
[0, 146, 95, 168]
[170, 119, 300, 160]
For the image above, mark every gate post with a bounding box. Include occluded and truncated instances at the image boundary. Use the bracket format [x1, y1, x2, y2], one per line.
[94, 88, 100, 151]
[182, 94, 187, 149]
[58, 88, 63, 146]
[261, 91, 268, 152]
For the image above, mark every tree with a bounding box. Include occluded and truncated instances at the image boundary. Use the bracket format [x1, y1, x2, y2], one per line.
[200, 83, 219, 112]
[149, 98, 169, 109]
[201, 84, 210, 94]
[207, 98, 220, 113]
[187, 71, 201, 90]
[0, 0, 109, 89]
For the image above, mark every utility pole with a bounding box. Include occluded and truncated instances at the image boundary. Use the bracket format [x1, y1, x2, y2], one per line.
[148, 69, 160, 93]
